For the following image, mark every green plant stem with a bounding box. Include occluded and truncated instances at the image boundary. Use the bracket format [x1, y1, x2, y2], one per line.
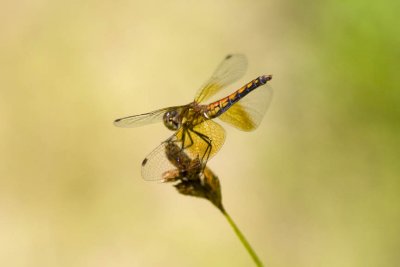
[221, 208, 264, 267]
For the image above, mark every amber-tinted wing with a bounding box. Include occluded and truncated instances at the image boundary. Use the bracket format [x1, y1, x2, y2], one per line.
[114, 106, 180, 128]
[175, 119, 226, 161]
[218, 82, 273, 131]
[194, 54, 247, 103]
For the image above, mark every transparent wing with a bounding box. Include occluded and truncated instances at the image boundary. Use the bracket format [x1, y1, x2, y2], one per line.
[114, 107, 176, 128]
[218, 83, 273, 131]
[194, 54, 247, 103]
[141, 135, 181, 181]
[142, 137, 204, 182]
[141, 120, 226, 181]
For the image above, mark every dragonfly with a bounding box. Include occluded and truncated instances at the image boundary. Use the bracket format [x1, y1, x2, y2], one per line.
[114, 54, 273, 181]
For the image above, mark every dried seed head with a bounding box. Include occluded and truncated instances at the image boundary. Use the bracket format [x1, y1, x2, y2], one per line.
[174, 166, 223, 211]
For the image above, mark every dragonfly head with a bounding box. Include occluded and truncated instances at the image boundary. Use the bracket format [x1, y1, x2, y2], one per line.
[163, 109, 182, 131]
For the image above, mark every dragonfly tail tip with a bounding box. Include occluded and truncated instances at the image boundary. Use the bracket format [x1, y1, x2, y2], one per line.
[260, 74, 272, 84]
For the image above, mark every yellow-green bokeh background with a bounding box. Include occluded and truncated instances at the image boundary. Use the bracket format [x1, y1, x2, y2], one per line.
[1, 0, 399, 266]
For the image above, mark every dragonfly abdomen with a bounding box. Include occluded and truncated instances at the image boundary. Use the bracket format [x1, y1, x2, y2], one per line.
[205, 75, 272, 119]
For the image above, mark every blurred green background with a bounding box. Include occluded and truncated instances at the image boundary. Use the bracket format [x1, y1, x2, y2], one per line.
[1, 0, 399, 266]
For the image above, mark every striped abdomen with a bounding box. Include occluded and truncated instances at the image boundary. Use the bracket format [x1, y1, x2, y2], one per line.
[205, 75, 272, 119]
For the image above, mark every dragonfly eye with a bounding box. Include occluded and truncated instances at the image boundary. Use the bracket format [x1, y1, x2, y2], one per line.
[163, 110, 181, 131]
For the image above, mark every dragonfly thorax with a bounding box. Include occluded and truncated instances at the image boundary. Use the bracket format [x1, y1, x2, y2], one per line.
[163, 109, 182, 131]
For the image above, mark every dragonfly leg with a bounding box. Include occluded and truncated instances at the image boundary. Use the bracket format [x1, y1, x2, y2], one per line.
[189, 128, 212, 166]
[180, 128, 194, 151]
[176, 127, 212, 173]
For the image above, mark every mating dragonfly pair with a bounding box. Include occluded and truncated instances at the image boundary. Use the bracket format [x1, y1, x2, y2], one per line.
[114, 54, 273, 182]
